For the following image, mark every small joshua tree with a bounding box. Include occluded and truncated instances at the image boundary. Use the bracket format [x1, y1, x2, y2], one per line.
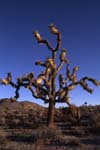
[0, 24, 100, 128]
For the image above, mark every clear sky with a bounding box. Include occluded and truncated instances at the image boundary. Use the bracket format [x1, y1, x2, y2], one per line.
[0, 0, 100, 107]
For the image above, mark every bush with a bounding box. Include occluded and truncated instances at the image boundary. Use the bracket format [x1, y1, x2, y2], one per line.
[90, 113, 100, 126]
[89, 113, 100, 134]
[33, 126, 63, 144]
[67, 138, 81, 147]
[0, 130, 8, 146]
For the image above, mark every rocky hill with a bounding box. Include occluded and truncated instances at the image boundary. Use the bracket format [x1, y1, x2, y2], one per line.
[0, 98, 100, 150]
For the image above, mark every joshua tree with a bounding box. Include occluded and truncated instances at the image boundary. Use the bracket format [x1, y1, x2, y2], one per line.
[0, 24, 100, 127]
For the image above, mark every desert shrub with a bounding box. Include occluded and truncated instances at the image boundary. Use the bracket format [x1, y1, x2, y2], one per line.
[67, 138, 81, 147]
[90, 113, 100, 126]
[90, 126, 100, 135]
[89, 112, 100, 134]
[49, 135, 68, 145]
[33, 126, 73, 145]
[0, 136, 7, 145]
[0, 130, 8, 146]
[0, 117, 6, 126]
[49, 135, 81, 146]
[33, 126, 63, 143]
[74, 128, 89, 137]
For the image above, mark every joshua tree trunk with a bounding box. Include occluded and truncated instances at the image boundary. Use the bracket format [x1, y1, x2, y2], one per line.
[47, 98, 55, 127]
[47, 52, 56, 127]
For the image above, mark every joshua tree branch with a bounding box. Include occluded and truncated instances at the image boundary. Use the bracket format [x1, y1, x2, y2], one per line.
[56, 76, 99, 102]
[57, 61, 65, 73]
[36, 26, 61, 52]
[54, 33, 61, 51]
[63, 76, 100, 94]
[38, 39, 54, 52]
[28, 87, 49, 102]
[35, 61, 46, 67]
[81, 76, 100, 86]
[14, 86, 20, 99]
[9, 81, 17, 88]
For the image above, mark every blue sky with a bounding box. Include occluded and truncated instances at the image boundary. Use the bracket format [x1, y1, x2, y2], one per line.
[0, 0, 100, 107]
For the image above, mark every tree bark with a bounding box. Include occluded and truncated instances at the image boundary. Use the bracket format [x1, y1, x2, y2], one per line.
[47, 98, 55, 128]
[47, 51, 56, 128]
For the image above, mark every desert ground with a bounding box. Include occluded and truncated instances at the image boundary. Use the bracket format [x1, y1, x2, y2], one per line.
[0, 98, 100, 150]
